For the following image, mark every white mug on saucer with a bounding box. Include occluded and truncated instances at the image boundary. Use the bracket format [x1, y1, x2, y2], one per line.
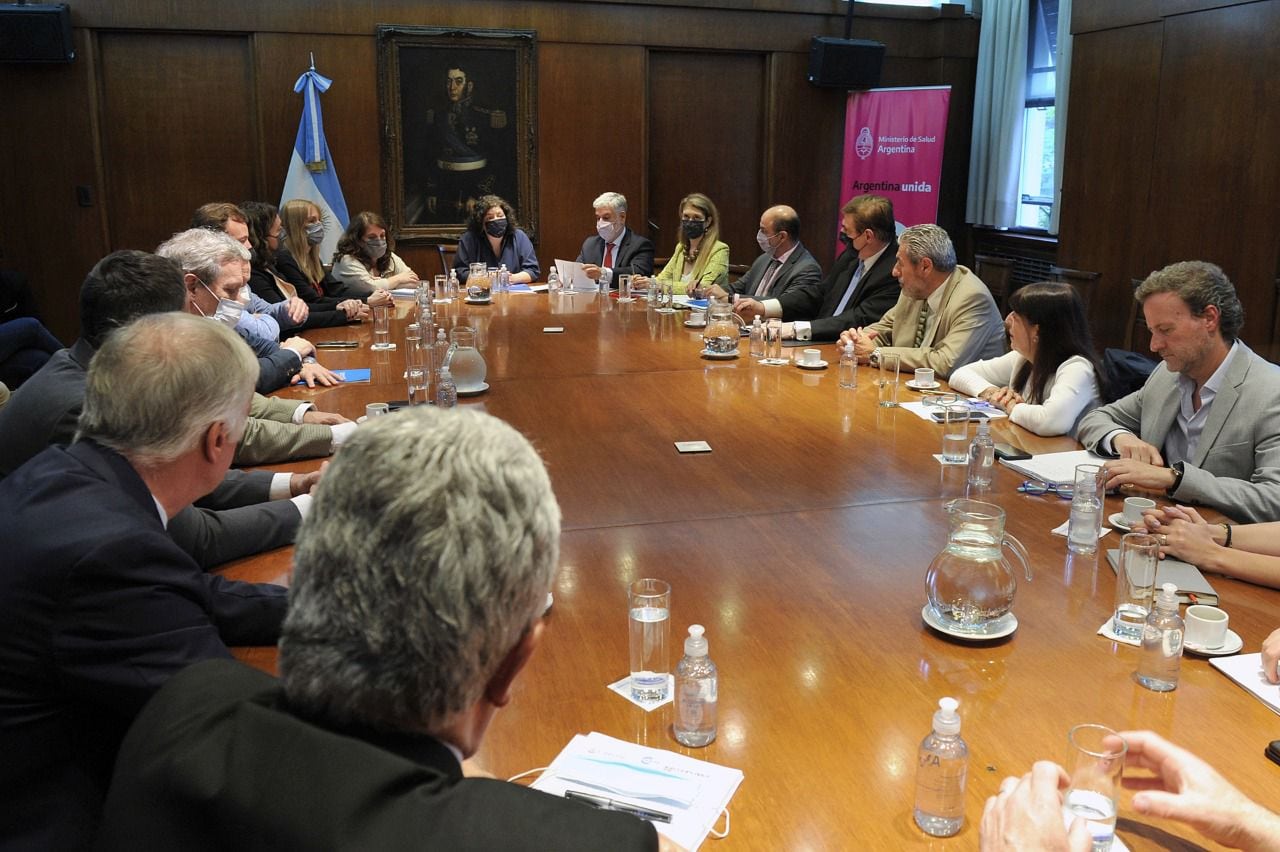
[1184, 605, 1229, 649]
[1123, 496, 1156, 527]
[915, 368, 935, 386]
[801, 348, 822, 366]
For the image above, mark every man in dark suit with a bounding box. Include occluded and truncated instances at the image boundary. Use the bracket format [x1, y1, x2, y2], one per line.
[719, 204, 821, 301]
[97, 409, 662, 851]
[0, 250, 319, 569]
[0, 313, 289, 851]
[576, 190, 655, 288]
[734, 194, 901, 342]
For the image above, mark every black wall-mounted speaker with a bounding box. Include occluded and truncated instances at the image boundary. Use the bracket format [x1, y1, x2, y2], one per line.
[807, 36, 884, 90]
[0, 3, 74, 64]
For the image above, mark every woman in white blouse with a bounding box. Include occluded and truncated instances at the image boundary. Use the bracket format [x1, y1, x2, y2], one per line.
[949, 281, 1103, 437]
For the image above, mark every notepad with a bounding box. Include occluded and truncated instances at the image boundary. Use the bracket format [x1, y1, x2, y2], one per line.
[293, 368, 370, 385]
[998, 449, 1104, 486]
[1104, 549, 1218, 605]
[1209, 653, 1280, 716]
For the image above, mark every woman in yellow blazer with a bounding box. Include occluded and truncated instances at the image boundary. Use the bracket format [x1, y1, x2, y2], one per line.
[643, 192, 729, 296]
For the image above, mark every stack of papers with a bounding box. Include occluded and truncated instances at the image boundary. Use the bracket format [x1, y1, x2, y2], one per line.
[532, 731, 743, 850]
[998, 449, 1102, 486]
[1209, 654, 1280, 716]
[1104, 550, 1218, 605]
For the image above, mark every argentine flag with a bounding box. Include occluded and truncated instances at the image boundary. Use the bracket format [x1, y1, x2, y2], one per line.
[279, 58, 349, 264]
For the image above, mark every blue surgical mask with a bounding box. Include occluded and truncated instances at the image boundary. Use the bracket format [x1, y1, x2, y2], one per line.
[365, 238, 388, 260]
[306, 221, 325, 245]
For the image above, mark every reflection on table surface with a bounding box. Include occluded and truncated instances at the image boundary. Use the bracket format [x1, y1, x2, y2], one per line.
[224, 293, 1278, 850]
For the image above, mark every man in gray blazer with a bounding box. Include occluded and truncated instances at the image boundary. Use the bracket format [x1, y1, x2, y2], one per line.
[720, 204, 821, 301]
[840, 224, 1004, 379]
[1077, 261, 1280, 523]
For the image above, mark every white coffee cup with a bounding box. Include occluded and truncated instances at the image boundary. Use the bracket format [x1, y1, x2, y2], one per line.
[1184, 604, 1229, 649]
[801, 348, 822, 366]
[915, 367, 935, 386]
[1123, 496, 1157, 527]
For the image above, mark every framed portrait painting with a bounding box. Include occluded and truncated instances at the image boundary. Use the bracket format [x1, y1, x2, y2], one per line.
[377, 25, 538, 244]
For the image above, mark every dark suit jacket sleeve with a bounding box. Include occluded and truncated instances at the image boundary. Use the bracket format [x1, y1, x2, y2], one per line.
[575, 235, 600, 265]
[168, 502, 299, 570]
[254, 348, 302, 395]
[727, 253, 767, 297]
[808, 275, 901, 341]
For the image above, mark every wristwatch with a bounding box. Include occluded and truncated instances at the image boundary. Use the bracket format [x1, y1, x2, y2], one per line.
[1166, 461, 1184, 496]
[869, 347, 881, 367]
[302, 355, 318, 365]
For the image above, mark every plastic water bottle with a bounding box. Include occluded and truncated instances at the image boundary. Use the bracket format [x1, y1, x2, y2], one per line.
[674, 625, 717, 747]
[548, 267, 562, 294]
[447, 269, 460, 301]
[1067, 476, 1102, 555]
[914, 697, 967, 837]
[1135, 582, 1183, 691]
[435, 367, 457, 409]
[749, 316, 765, 359]
[966, 420, 995, 495]
[838, 343, 857, 388]
[497, 263, 510, 294]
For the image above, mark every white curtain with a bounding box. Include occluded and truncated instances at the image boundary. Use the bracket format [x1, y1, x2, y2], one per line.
[965, 0, 1029, 228]
[1048, 0, 1072, 234]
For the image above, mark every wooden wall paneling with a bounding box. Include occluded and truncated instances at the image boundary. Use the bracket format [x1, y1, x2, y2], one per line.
[0, 29, 109, 343]
[97, 33, 258, 252]
[252, 34, 381, 222]
[536, 43, 647, 272]
[1146, 1, 1280, 350]
[768, 52, 847, 267]
[1055, 24, 1163, 351]
[647, 51, 767, 269]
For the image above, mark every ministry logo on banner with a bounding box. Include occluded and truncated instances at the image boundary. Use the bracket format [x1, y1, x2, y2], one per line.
[840, 87, 951, 231]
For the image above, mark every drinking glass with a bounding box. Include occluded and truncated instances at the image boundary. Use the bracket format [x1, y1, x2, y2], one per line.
[656, 280, 675, 314]
[1063, 725, 1127, 852]
[1112, 532, 1158, 639]
[941, 405, 970, 462]
[618, 274, 633, 302]
[877, 352, 900, 407]
[371, 304, 394, 351]
[1068, 464, 1105, 555]
[766, 319, 783, 362]
[433, 274, 449, 303]
[628, 578, 671, 701]
[407, 367, 428, 406]
[404, 322, 423, 370]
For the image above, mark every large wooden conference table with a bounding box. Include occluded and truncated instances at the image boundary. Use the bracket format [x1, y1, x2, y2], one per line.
[225, 292, 1278, 850]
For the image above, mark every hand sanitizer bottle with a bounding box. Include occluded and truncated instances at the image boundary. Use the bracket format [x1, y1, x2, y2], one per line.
[1135, 582, 1183, 691]
[497, 263, 510, 293]
[838, 342, 857, 388]
[547, 267, 562, 294]
[673, 624, 717, 747]
[914, 697, 967, 837]
[749, 316, 765, 359]
[435, 367, 457, 409]
[966, 420, 995, 495]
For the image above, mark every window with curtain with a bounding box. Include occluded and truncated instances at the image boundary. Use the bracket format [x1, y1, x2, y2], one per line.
[1016, 0, 1058, 229]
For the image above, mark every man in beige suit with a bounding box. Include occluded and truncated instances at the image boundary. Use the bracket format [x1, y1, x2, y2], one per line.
[840, 224, 1004, 379]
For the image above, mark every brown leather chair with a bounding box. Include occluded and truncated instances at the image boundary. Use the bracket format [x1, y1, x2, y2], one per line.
[973, 254, 1015, 313]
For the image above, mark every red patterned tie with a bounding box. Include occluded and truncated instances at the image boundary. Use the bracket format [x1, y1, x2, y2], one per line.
[603, 242, 614, 269]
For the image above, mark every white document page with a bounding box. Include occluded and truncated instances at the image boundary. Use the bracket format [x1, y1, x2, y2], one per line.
[554, 259, 594, 291]
[1209, 653, 1280, 716]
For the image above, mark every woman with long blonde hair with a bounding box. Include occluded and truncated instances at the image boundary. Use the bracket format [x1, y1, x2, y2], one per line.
[645, 192, 729, 296]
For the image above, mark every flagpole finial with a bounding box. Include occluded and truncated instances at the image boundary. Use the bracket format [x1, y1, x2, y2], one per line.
[309, 52, 315, 70]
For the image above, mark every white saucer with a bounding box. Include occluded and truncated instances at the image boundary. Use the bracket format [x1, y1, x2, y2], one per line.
[796, 360, 829, 370]
[684, 320, 707, 329]
[356, 415, 367, 424]
[921, 604, 1018, 641]
[456, 382, 490, 396]
[906, 379, 940, 390]
[701, 349, 738, 360]
[464, 298, 493, 305]
[1108, 512, 1135, 532]
[1185, 629, 1243, 656]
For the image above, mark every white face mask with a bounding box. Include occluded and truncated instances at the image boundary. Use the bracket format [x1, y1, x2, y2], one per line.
[195, 279, 244, 328]
[236, 285, 252, 305]
[757, 228, 780, 254]
[597, 218, 621, 243]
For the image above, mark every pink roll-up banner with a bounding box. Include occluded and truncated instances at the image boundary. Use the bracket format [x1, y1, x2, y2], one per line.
[840, 86, 951, 232]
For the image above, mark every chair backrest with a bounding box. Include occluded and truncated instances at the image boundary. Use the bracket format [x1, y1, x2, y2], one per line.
[435, 244, 457, 279]
[973, 254, 1015, 313]
[1123, 277, 1150, 353]
[1050, 265, 1101, 308]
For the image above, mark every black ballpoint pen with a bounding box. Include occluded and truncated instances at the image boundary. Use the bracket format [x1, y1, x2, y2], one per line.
[564, 789, 673, 824]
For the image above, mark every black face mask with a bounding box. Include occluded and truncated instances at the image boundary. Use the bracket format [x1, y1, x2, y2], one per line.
[682, 220, 707, 240]
[838, 232, 854, 248]
[485, 219, 508, 238]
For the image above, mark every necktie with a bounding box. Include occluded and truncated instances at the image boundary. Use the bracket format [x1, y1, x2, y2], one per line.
[913, 302, 931, 347]
[832, 260, 866, 316]
[754, 258, 782, 298]
[603, 242, 614, 269]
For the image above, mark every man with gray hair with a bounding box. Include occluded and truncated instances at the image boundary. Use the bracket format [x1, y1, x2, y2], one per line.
[839, 223, 1004, 379]
[577, 190, 654, 288]
[97, 408, 662, 850]
[1078, 261, 1280, 523]
[0, 313, 288, 850]
[158, 227, 341, 393]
